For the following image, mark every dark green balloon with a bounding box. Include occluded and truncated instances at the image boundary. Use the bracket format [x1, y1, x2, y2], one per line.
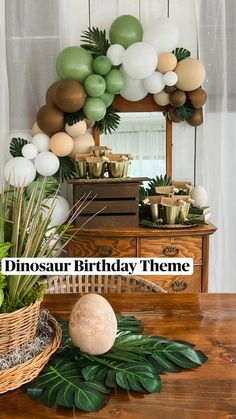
[100, 91, 115, 107]
[109, 15, 143, 49]
[56, 46, 93, 83]
[84, 74, 106, 97]
[83, 98, 106, 121]
[93, 56, 112, 75]
[105, 69, 125, 94]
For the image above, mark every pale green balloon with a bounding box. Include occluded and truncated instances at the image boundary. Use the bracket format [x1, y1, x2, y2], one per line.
[93, 55, 112, 76]
[100, 91, 115, 107]
[105, 69, 125, 94]
[109, 15, 143, 49]
[84, 74, 106, 97]
[83, 98, 106, 121]
[56, 46, 93, 83]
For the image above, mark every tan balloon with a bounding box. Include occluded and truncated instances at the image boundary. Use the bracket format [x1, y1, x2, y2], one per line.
[53, 80, 86, 113]
[65, 120, 87, 137]
[85, 118, 95, 128]
[188, 108, 203, 126]
[49, 132, 73, 157]
[175, 58, 206, 91]
[37, 104, 64, 136]
[71, 132, 95, 158]
[157, 52, 177, 73]
[46, 81, 62, 104]
[153, 91, 170, 106]
[31, 121, 43, 136]
[188, 87, 207, 109]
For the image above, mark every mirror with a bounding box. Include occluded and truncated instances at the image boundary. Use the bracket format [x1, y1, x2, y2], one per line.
[93, 94, 172, 178]
[101, 112, 166, 178]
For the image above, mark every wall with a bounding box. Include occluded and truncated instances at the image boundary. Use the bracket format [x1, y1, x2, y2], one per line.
[60, 0, 198, 183]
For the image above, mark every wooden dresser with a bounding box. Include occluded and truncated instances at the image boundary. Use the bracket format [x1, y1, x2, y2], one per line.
[68, 224, 216, 293]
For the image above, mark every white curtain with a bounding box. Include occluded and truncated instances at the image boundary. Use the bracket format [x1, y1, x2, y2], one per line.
[196, 0, 236, 291]
[0, 0, 9, 181]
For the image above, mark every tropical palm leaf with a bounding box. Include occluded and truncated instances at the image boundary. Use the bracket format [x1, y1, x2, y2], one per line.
[81, 27, 110, 57]
[9, 137, 28, 157]
[94, 108, 120, 134]
[27, 358, 109, 411]
[64, 109, 85, 126]
[56, 156, 78, 182]
[173, 47, 191, 62]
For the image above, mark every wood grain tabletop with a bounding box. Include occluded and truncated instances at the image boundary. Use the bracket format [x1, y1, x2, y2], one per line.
[0, 293, 236, 419]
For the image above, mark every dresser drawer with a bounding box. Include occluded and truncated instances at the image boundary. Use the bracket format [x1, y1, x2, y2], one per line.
[141, 266, 202, 293]
[74, 236, 137, 257]
[140, 236, 202, 264]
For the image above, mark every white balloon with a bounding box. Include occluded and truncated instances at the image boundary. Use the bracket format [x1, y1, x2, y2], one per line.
[143, 72, 165, 94]
[120, 66, 148, 101]
[42, 196, 71, 227]
[34, 151, 60, 176]
[190, 186, 208, 207]
[163, 71, 178, 86]
[22, 143, 38, 160]
[4, 157, 36, 187]
[106, 44, 125, 66]
[122, 42, 157, 80]
[143, 18, 179, 54]
[32, 133, 50, 152]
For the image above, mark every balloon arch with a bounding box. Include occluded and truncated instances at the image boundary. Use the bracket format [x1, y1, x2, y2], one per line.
[4, 14, 207, 191]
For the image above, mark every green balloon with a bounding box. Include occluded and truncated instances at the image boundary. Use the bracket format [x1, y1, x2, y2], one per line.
[100, 91, 115, 107]
[56, 46, 93, 83]
[83, 98, 106, 121]
[105, 69, 125, 94]
[84, 74, 106, 97]
[109, 15, 143, 49]
[93, 55, 112, 75]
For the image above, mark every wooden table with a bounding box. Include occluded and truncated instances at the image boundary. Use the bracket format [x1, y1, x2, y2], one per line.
[0, 294, 236, 418]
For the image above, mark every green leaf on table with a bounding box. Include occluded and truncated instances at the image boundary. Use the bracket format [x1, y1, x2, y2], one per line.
[173, 47, 191, 62]
[9, 137, 28, 157]
[27, 358, 109, 412]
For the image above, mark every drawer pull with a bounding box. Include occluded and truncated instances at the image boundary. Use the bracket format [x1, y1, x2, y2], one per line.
[163, 245, 179, 257]
[172, 280, 187, 292]
[96, 245, 112, 256]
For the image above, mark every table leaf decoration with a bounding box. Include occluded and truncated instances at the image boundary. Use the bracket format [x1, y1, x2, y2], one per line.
[26, 316, 207, 412]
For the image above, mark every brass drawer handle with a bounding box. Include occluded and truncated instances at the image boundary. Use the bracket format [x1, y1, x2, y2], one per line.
[96, 245, 112, 256]
[172, 280, 187, 292]
[163, 245, 179, 257]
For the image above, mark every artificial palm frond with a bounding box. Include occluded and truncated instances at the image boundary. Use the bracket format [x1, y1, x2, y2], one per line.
[64, 109, 85, 126]
[81, 27, 110, 57]
[10, 137, 28, 157]
[146, 175, 172, 195]
[55, 157, 78, 182]
[173, 47, 191, 62]
[94, 108, 120, 134]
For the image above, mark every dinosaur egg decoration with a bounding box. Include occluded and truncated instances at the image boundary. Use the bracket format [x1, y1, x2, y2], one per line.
[69, 294, 118, 355]
[190, 186, 208, 207]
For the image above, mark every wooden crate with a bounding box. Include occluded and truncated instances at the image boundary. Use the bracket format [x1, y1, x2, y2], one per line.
[70, 178, 147, 228]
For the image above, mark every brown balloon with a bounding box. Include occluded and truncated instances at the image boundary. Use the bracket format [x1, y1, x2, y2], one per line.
[170, 90, 187, 107]
[164, 85, 176, 94]
[53, 80, 86, 113]
[46, 81, 62, 104]
[37, 104, 65, 136]
[188, 109, 203, 126]
[188, 88, 207, 109]
[168, 107, 182, 123]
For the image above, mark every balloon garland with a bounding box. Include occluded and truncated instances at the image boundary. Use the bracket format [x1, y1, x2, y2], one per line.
[4, 15, 207, 189]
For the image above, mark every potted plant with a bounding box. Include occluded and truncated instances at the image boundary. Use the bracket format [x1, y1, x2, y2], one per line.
[0, 180, 85, 355]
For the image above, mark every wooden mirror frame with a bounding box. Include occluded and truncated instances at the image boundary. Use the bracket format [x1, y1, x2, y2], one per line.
[93, 94, 172, 178]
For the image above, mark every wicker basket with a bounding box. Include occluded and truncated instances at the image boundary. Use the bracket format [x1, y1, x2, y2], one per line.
[0, 299, 42, 356]
[47, 274, 166, 294]
[0, 314, 61, 394]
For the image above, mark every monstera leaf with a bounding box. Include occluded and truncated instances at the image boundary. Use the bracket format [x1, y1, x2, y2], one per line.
[10, 137, 28, 157]
[27, 358, 109, 412]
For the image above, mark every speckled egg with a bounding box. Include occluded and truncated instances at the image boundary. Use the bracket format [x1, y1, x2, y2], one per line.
[69, 294, 117, 355]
